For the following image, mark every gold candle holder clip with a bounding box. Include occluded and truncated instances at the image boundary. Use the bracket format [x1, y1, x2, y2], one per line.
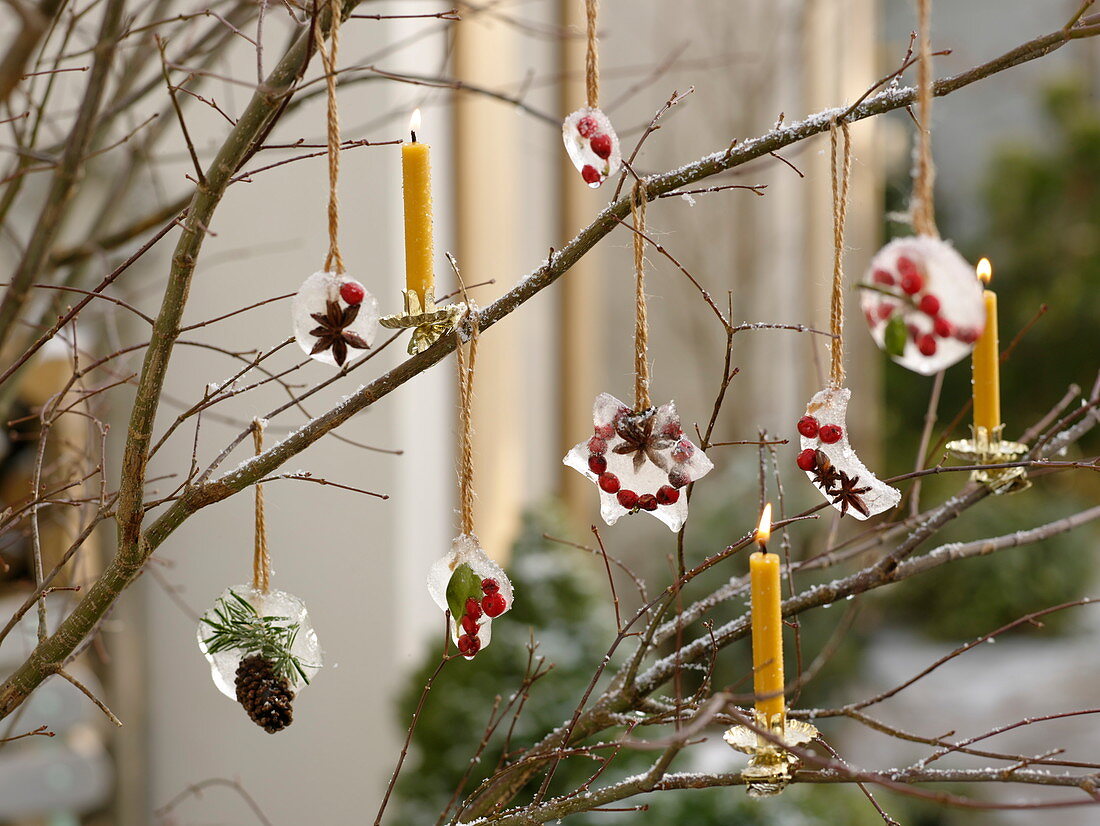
[945, 424, 1031, 495]
[380, 289, 465, 355]
[723, 711, 819, 798]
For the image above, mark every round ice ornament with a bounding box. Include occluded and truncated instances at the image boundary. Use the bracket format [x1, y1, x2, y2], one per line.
[292, 270, 379, 367]
[860, 237, 984, 375]
[427, 534, 513, 659]
[562, 108, 621, 188]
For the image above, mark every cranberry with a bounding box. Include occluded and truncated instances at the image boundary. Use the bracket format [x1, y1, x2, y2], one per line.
[908, 323, 921, 341]
[819, 424, 843, 444]
[465, 597, 482, 621]
[656, 485, 680, 505]
[461, 614, 479, 635]
[340, 280, 365, 305]
[598, 472, 620, 493]
[796, 448, 818, 471]
[481, 578, 499, 594]
[481, 592, 507, 618]
[661, 420, 683, 439]
[588, 436, 607, 455]
[864, 310, 876, 327]
[918, 294, 940, 316]
[668, 468, 691, 488]
[458, 634, 480, 656]
[796, 415, 819, 438]
[637, 493, 659, 511]
[897, 256, 918, 277]
[588, 455, 608, 474]
[594, 424, 614, 439]
[577, 115, 599, 138]
[872, 268, 895, 286]
[933, 316, 954, 338]
[581, 165, 601, 185]
[877, 303, 896, 321]
[917, 334, 937, 356]
[617, 489, 639, 509]
[590, 133, 612, 160]
[901, 271, 924, 295]
[957, 327, 980, 344]
[671, 439, 695, 462]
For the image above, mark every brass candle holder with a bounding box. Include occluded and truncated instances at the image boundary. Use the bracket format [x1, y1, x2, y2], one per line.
[723, 711, 819, 797]
[945, 424, 1031, 494]
[380, 288, 464, 355]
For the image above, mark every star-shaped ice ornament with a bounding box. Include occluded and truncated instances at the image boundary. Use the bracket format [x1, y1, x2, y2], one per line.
[562, 108, 621, 188]
[794, 387, 900, 520]
[859, 237, 985, 375]
[564, 393, 714, 532]
[427, 534, 513, 659]
[292, 270, 380, 367]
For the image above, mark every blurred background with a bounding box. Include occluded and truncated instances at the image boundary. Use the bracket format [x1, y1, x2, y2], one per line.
[0, 0, 1097, 824]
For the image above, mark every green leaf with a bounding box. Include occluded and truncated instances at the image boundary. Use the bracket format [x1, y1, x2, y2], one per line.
[884, 313, 907, 357]
[446, 563, 483, 623]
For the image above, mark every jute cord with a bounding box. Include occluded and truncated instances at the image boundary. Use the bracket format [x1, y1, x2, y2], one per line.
[585, 0, 599, 108]
[251, 419, 271, 593]
[631, 181, 651, 410]
[314, 0, 345, 273]
[828, 119, 852, 389]
[456, 318, 479, 536]
[913, 0, 938, 237]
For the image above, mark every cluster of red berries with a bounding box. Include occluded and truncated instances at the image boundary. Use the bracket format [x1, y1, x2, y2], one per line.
[576, 116, 613, 185]
[339, 280, 365, 306]
[795, 415, 840, 471]
[456, 578, 507, 657]
[586, 414, 688, 512]
[869, 255, 979, 356]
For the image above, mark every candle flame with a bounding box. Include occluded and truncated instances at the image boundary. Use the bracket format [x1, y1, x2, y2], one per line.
[977, 257, 992, 285]
[755, 503, 772, 546]
[409, 108, 422, 136]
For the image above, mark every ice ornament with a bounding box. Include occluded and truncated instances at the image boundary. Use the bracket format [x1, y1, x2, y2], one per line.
[795, 387, 900, 520]
[564, 392, 714, 532]
[197, 585, 323, 701]
[860, 237, 984, 375]
[562, 108, 622, 188]
[292, 270, 379, 367]
[427, 534, 513, 659]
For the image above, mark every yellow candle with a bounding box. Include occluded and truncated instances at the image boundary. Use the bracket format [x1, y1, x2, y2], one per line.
[750, 504, 784, 725]
[972, 257, 1000, 434]
[402, 108, 434, 304]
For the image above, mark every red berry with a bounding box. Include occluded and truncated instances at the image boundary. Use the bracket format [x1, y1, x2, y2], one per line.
[461, 614, 479, 635]
[671, 439, 695, 463]
[796, 415, 819, 438]
[594, 424, 614, 439]
[598, 472, 620, 493]
[577, 115, 599, 138]
[897, 256, 918, 277]
[481, 592, 507, 618]
[877, 303, 896, 321]
[864, 310, 876, 327]
[458, 634, 480, 656]
[668, 468, 691, 488]
[957, 327, 980, 344]
[588, 436, 607, 455]
[339, 280, 365, 305]
[481, 578, 499, 594]
[656, 485, 680, 505]
[908, 324, 921, 341]
[661, 420, 683, 439]
[796, 448, 817, 471]
[933, 316, 954, 338]
[918, 294, 941, 316]
[872, 268, 895, 286]
[581, 165, 601, 185]
[590, 133, 612, 160]
[819, 424, 843, 444]
[588, 455, 607, 474]
[617, 489, 639, 509]
[917, 333, 937, 356]
[465, 597, 482, 621]
[637, 493, 658, 511]
[901, 271, 924, 295]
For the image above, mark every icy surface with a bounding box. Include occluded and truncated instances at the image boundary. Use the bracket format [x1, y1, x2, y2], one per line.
[561, 108, 622, 188]
[860, 236, 984, 375]
[196, 585, 323, 699]
[427, 533, 513, 657]
[800, 387, 900, 520]
[291, 270, 379, 366]
[563, 392, 714, 532]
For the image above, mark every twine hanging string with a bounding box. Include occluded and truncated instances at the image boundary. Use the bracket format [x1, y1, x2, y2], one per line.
[828, 119, 852, 389]
[631, 181, 651, 410]
[314, 0, 345, 273]
[251, 419, 271, 594]
[455, 318, 480, 536]
[584, 0, 600, 108]
[912, 0, 938, 238]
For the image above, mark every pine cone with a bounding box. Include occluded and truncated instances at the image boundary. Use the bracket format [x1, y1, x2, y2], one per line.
[234, 654, 295, 733]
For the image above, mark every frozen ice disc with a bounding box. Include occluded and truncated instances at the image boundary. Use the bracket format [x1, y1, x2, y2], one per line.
[562, 108, 622, 188]
[427, 534, 513, 657]
[292, 270, 379, 367]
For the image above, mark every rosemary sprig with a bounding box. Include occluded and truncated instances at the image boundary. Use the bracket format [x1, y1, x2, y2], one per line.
[200, 590, 313, 685]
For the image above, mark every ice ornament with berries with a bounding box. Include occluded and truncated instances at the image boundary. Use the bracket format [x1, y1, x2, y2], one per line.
[860, 237, 984, 375]
[794, 387, 900, 521]
[427, 534, 513, 659]
[564, 392, 714, 532]
[292, 270, 379, 367]
[562, 108, 622, 188]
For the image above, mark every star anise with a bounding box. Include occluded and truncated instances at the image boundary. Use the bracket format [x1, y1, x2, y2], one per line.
[612, 409, 676, 472]
[830, 470, 871, 518]
[309, 299, 370, 366]
[810, 449, 842, 493]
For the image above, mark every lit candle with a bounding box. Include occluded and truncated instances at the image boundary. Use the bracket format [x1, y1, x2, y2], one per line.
[972, 257, 1000, 435]
[750, 503, 784, 726]
[402, 108, 434, 305]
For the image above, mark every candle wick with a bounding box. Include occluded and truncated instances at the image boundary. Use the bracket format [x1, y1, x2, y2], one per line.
[410, 131, 417, 144]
